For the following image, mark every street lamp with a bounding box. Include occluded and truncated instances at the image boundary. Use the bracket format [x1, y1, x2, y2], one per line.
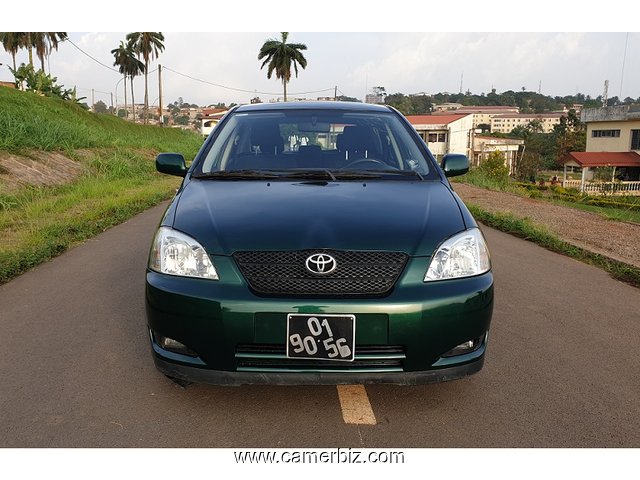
[114, 76, 125, 117]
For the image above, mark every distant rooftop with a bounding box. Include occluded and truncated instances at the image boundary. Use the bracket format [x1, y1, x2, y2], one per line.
[406, 114, 471, 126]
[493, 113, 565, 119]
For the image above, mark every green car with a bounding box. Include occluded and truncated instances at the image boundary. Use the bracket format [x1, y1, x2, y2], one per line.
[146, 101, 493, 385]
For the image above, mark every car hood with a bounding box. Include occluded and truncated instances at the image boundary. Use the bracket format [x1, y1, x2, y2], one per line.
[170, 179, 466, 257]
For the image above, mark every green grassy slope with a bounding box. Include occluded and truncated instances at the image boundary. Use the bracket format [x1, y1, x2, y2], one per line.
[0, 87, 204, 284]
[0, 86, 201, 153]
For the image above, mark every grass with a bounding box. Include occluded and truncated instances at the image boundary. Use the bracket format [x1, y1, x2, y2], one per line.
[0, 87, 199, 154]
[467, 203, 640, 288]
[455, 169, 640, 224]
[0, 87, 204, 284]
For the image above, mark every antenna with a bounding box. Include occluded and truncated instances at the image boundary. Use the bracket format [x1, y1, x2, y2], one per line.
[603, 80, 609, 107]
[620, 32, 629, 98]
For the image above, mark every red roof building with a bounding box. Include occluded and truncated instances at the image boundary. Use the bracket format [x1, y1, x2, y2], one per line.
[562, 152, 640, 168]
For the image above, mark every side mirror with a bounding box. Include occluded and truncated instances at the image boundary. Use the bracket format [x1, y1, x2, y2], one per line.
[441, 154, 469, 178]
[156, 153, 187, 177]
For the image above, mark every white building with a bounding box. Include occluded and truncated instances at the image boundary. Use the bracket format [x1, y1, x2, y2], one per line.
[473, 136, 524, 175]
[406, 114, 474, 160]
[491, 113, 564, 133]
[200, 108, 229, 137]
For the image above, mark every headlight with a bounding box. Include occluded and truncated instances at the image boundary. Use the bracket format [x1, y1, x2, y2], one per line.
[149, 226, 219, 280]
[425, 227, 490, 281]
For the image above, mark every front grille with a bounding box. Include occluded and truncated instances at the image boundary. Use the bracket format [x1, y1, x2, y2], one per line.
[233, 250, 408, 297]
[235, 344, 406, 372]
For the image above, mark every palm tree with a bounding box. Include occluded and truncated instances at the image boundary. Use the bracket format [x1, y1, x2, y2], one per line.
[258, 32, 307, 102]
[125, 32, 164, 123]
[0, 32, 24, 71]
[30, 32, 67, 72]
[112, 41, 132, 119]
[112, 39, 145, 122]
[126, 57, 145, 122]
[1, 32, 67, 72]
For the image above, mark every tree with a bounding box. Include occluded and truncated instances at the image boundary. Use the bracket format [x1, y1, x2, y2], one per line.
[126, 32, 165, 123]
[111, 41, 131, 119]
[0, 32, 23, 71]
[552, 109, 586, 168]
[336, 95, 360, 102]
[9, 63, 81, 103]
[111, 40, 144, 121]
[258, 32, 307, 102]
[478, 151, 509, 181]
[31, 32, 67, 72]
[6, 32, 66, 72]
[477, 123, 491, 134]
[94, 100, 108, 114]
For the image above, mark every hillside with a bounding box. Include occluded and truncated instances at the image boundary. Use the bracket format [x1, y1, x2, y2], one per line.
[0, 86, 204, 283]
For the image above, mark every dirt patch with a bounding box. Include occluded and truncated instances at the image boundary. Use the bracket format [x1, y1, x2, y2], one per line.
[0, 151, 84, 193]
[454, 182, 640, 269]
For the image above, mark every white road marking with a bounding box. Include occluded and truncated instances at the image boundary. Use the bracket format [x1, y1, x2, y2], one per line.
[336, 385, 377, 425]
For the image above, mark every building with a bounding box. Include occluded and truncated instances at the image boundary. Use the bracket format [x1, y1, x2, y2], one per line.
[434, 105, 519, 130]
[432, 102, 463, 112]
[582, 105, 640, 153]
[491, 113, 564, 134]
[364, 93, 385, 105]
[405, 114, 474, 160]
[201, 108, 229, 137]
[561, 105, 640, 193]
[473, 136, 524, 174]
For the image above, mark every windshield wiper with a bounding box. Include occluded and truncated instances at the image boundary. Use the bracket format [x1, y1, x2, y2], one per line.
[192, 170, 283, 180]
[359, 169, 425, 181]
[274, 169, 338, 181]
[330, 170, 384, 179]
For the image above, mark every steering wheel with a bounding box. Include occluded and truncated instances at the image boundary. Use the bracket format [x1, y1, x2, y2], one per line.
[343, 158, 389, 169]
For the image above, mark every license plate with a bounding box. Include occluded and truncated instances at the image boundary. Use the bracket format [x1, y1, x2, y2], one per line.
[286, 314, 355, 362]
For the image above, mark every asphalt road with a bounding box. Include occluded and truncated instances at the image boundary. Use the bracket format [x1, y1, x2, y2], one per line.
[1, 202, 639, 448]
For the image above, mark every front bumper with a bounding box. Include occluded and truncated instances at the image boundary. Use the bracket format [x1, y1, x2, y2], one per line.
[145, 257, 493, 386]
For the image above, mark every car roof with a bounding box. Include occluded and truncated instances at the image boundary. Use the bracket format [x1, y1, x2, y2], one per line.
[234, 101, 393, 113]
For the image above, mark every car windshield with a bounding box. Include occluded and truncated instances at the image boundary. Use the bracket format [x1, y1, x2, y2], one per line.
[197, 109, 435, 178]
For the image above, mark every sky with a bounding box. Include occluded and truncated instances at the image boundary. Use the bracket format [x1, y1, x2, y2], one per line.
[1, 3, 639, 109]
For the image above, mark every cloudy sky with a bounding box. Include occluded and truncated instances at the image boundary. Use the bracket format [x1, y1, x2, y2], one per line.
[2, 3, 638, 108]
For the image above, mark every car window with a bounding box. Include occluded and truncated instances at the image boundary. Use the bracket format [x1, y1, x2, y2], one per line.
[198, 110, 434, 176]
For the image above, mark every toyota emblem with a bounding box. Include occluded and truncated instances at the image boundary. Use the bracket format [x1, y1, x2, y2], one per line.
[305, 253, 337, 275]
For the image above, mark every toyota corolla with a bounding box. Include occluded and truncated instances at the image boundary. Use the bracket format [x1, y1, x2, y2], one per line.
[145, 101, 493, 385]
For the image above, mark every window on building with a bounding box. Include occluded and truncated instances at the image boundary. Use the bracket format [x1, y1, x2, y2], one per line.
[631, 130, 640, 150]
[427, 133, 447, 143]
[592, 129, 621, 138]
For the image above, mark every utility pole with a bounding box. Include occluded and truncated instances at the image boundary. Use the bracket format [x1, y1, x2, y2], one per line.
[158, 64, 163, 126]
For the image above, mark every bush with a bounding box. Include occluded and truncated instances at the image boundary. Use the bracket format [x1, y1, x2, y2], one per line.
[478, 151, 510, 180]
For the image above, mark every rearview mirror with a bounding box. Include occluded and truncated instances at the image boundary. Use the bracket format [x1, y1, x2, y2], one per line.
[156, 153, 187, 177]
[441, 154, 469, 178]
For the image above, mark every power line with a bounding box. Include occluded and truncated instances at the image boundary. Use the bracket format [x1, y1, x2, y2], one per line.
[63, 38, 120, 74]
[62, 39, 336, 101]
[162, 65, 335, 97]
